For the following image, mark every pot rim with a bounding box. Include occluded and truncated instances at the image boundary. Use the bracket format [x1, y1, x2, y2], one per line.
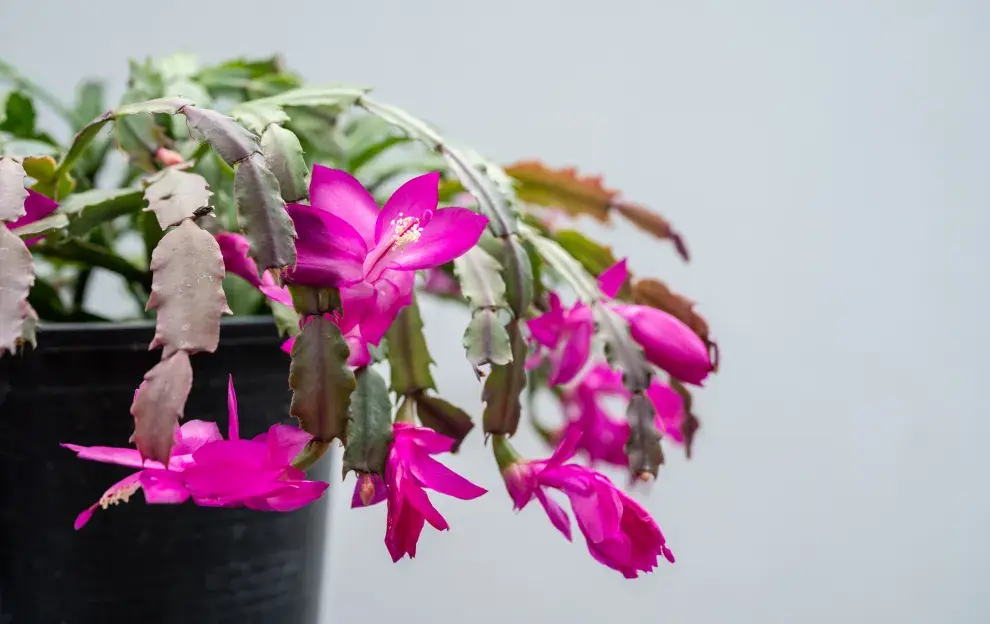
[22, 316, 283, 354]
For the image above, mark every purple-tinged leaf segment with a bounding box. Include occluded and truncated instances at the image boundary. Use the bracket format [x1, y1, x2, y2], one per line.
[0, 224, 35, 354]
[288, 315, 357, 443]
[233, 152, 298, 271]
[261, 124, 309, 203]
[0, 157, 29, 223]
[481, 321, 527, 436]
[413, 394, 474, 453]
[385, 297, 436, 396]
[146, 219, 231, 357]
[182, 105, 258, 165]
[130, 350, 194, 464]
[343, 367, 394, 477]
[143, 168, 213, 229]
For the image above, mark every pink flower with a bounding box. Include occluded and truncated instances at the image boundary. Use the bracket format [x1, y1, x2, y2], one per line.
[525, 292, 593, 386]
[527, 259, 712, 386]
[497, 430, 675, 578]
[553, 364, 686, 467]
[8, 189, 58, 246]
[352, 422, 487, 562]
[180, 377, 329, 511]
[283, 167, 488, 344]
[216, 232, 371, 367]
[62, 419, 221, 529]
[216, 232, 293, 307]
[62, 377, 328, 527]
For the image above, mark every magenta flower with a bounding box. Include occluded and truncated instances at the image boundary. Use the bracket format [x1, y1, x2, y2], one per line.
[283, 167, 488, 344]
[62, 419, 220, 529]
[527, 259, 712, 386]
[8, 189, 58, 246]
[525, 292, 593, 386]
[180, 377, 329, 511]
[216, 232, 370, 367]
[216, 231, 293, 307]
[498, 429, 675, 578]
[352, 422, 487, 562]
[553, 363, 685, 467]
[62, 377, 328, 527]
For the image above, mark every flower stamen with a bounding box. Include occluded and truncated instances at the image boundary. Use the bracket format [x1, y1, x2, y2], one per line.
[99, 480, 141, 510]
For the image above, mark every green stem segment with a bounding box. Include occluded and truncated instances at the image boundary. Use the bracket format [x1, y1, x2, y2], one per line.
[291, 440, 331, 471]
[491, 434, 522, 473]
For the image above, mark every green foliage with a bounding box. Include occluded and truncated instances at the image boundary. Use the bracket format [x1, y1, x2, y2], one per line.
[1, 50, 714, 483]
[385, 297, 436, 396]
[343, 367, 394, 477]
[481, 320, 527, 436]
[289, 316, 356, 443]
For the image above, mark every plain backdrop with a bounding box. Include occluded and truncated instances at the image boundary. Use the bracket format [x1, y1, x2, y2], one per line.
[3, 1, 989, 622]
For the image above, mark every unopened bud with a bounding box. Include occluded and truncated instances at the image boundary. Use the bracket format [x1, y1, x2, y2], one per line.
[358, 474, 376, 506]
[154, 147, 185, 167]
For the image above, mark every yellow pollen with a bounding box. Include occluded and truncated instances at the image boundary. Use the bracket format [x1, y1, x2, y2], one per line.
[389, 215, 423, 250]
[99, 480, 141, 510]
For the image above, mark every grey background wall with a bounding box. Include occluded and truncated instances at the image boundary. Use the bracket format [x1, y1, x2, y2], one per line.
[3, 1, 989, 622]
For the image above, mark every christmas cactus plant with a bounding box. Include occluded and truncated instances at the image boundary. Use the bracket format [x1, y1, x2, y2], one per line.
[0, 54, 717, 577]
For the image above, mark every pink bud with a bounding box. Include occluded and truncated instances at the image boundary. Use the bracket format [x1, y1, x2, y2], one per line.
[155, 147, 185, 167]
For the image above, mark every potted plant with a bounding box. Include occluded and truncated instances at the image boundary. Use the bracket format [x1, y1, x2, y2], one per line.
[0, 53, 718, 623]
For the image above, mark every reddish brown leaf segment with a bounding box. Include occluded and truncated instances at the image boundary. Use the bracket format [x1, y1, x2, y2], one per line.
[504, 160, 689, 260]
[146, 219, 231, 357]
[130, 350, 194, 464]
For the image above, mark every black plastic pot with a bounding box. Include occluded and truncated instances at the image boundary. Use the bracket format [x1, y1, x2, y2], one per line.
[0, 318, 329, 624]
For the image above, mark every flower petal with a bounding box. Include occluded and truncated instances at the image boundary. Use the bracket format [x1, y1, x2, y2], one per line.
[216, 232, 264, 287]
[375, 172, 440, 242]
[570, 475, 623, 543]
[597, 259, 628, 299]
[74, 472, 143, 529]
[386, 492, 426, 562]
[402, 479, 449, 531]
[548, 305, 593, 386]
[344, 329, 372, 368]
[246, 480, 329, 511]
[258, 283, 293, 307]
[73, 505, 97, 530]
[385, 207, 489, 272]
[408, 448, 487, 500]
[61, 443, 153, 469]
[339, 281, 376, 335]
[265, 424, 314, 466]
[9, 189, 58, 246]
[353, 271, 415, 345]
[227, 375, 239, 441]
[284, 202, 367, 287]
[175, 420, 224, 454]
[397, 423, 455, 455]
[535, 487, 573, 541]
[139, 468, 191, 504]
[546, 427, 583, 469]
[646, 380, 685, 442]
[526, 304, 564, 348]
[281, 336, 295, 354]
[309, 166, 379, 246]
